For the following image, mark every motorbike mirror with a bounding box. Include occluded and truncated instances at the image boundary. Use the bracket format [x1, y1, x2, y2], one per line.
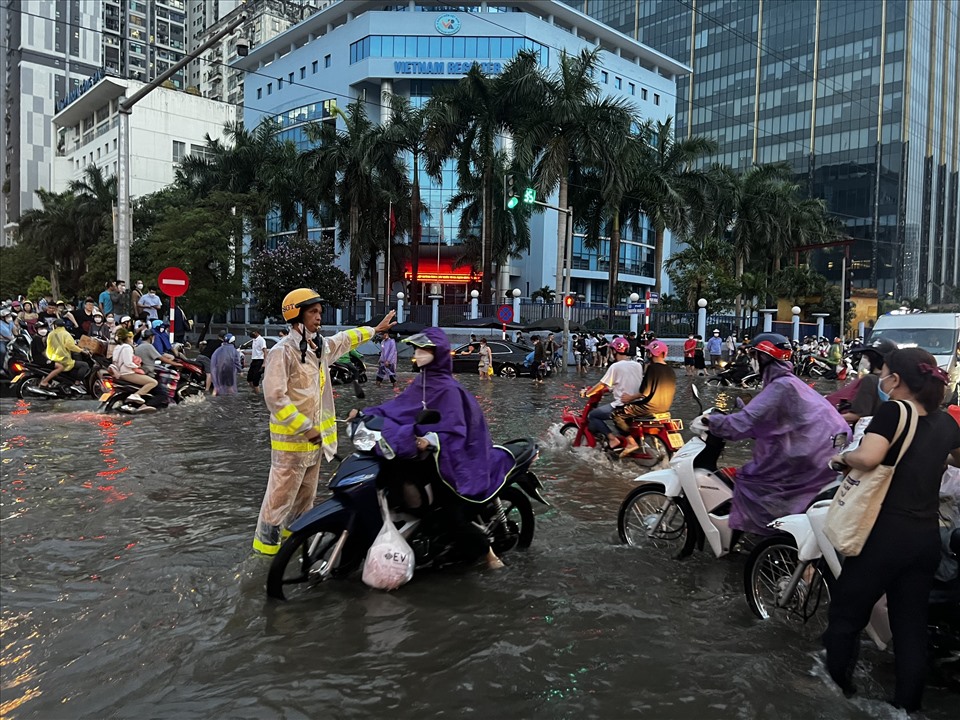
[415, 409, 441, 425]
[691, 383, 703, 412]
[832, 433, 848, 448]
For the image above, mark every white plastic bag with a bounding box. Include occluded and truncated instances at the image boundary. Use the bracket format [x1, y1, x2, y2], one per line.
[362, 491, 415, 591]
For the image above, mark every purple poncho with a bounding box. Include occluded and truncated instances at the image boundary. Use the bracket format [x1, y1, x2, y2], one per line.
[363, 327, 514, 501]
[210, 344, 241, 395]
[379, 337, 397, 366]
[708, 361, 850, 535]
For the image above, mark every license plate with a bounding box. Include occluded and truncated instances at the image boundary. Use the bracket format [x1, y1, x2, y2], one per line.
[99, 392, 113, 402]
[668, 433, 684, 448]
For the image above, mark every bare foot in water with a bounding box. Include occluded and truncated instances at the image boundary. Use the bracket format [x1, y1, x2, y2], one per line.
[485, 548, 504, 570]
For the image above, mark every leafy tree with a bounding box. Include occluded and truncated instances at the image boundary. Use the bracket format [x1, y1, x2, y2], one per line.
[249, 236, 352, 318]
[0, 246, 48, 299]
[26, 276, 52, 302]
[531, 286, 555, 303]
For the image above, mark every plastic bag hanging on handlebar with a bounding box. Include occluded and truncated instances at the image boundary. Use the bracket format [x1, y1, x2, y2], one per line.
[362, 490, 415, 591]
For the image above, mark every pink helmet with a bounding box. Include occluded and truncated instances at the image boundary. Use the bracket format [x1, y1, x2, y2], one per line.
[610, 337, 630, 354]
[646, 340, 668, 358]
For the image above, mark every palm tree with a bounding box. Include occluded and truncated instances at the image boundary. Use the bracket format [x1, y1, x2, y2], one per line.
[513, 48, 635, 298]
[425, 51, 540, 302]
[17, 189, 79, 298]
[380, 94, 431, 302]
[632, 118, 717, 295]
[303, 99, 408, 297]
[665, 235, 734, 308]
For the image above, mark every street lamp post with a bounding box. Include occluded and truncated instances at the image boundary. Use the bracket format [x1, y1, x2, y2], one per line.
[429, 292, 442, 327]
[791, 305, 802, 342]
[396, 292, 405, 323]
[116, 14, 247, 284]
[629, 292, 640, 335]
[812, 312, 830, 339]
[696, 298, 707, 338]
[511, 288, 521, 325]
[470, 289, 479, 320]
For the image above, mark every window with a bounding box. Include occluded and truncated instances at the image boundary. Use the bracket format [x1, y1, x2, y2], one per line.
[267, 83, 272, 95]
[312, 60, 318, 73]
[288, 72, 294, 84]
[300, 66, 306, 79]
[653, 93, 660, 106]
[601, 71, 608, 83]
[172, 140, 186, 162]
[257, 87, 262, 99]
[641, 88, 648, 100]
[278, 78, 283, 89]
[629, 82, 635, 95]
[324, 54, 331, 68]
[614, 77, 622, 89]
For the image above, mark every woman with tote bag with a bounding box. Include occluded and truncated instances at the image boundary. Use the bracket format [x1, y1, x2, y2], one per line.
[823, 348, 960, 711]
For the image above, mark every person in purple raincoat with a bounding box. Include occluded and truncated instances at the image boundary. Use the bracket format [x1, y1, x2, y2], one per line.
[706, 333, 850, 535]
[357, 327, 514, 568]
[210, 333, 242, 395]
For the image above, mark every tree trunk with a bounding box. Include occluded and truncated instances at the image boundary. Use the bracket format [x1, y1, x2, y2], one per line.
[607, 211, 621, 329]
[653, 225, 665, 295]
[409, 149, 421, 304]
[49, 266, 60, 302]
[734, 254, 744, 328]
[482, 163, 494, 304]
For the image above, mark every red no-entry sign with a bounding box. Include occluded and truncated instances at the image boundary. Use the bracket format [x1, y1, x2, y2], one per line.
[157, 267, 189, 346]
[158, 266, 189, 297]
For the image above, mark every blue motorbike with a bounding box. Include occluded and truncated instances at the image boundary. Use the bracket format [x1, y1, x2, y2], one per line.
[266, 412, 547, 600]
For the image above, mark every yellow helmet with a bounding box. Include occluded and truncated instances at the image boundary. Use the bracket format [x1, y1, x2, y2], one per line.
[281, 288, 323, 322]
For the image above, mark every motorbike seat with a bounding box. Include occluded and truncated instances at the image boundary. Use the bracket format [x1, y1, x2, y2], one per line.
[498, 438, 538, 471]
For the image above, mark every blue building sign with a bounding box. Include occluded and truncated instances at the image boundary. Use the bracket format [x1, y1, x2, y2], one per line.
[393, 60, 503, 75]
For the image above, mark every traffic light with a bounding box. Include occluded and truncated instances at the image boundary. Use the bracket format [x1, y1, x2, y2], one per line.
[563, 295, 575, 308]
[505, 174, 518, 209]
[522, 187, 536, 204]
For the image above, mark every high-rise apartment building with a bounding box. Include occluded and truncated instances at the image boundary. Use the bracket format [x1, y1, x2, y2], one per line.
[2, 0, 291, 247]
[566, 0, 960, 304]
[192, 0, 317, 105]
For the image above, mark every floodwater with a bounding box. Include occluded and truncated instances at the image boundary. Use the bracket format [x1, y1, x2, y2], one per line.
[0, 367, 955, 719]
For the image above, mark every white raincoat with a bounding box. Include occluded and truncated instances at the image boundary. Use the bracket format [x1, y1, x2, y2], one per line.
[253, 326, 373, 554]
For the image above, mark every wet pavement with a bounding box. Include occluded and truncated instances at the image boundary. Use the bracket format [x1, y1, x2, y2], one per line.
[0, 367, 955, 719]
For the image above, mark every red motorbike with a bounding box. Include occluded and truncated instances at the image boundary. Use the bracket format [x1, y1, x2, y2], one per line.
[560, 391, 685, 467]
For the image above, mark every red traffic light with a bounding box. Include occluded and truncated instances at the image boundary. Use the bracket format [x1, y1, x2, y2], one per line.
[563, 295, 575, 307]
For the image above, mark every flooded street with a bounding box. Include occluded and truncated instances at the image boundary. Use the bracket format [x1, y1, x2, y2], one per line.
[1, 369, 955, 719]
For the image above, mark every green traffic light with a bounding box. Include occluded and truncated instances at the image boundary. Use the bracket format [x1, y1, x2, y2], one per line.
[523, 187, 536, 204]
[507, 196, 520, 209]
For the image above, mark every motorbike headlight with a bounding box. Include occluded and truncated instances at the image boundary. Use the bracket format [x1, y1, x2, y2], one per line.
[352, 423, 380, 452]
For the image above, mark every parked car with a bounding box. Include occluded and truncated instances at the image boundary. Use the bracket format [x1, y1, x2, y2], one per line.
[238, 336, 282, 368]
[449, 339, 542, 378]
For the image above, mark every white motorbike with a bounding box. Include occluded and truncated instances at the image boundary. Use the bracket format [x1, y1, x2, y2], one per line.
[617, 385, 841, 563]
[743, 492, 892, 644]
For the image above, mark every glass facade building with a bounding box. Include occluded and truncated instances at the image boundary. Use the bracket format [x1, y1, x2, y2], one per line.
[565, 0, 960, 303]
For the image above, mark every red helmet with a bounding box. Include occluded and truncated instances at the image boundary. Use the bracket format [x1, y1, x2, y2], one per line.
[749, 333, 793, 361]
[610, 337, 630, 354]
[645, 340, 668, 358]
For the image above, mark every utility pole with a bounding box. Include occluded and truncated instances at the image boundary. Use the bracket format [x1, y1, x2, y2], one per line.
[116, 14, 248, 284]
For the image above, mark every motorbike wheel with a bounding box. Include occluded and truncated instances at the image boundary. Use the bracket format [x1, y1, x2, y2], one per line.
[705, 376, 724, 387]
[617, 485, 696, 557]
[176, 384, 203, 403]
[744, 535, 831, 635]
[630, 436, 667, 468]
[810, 365, 826, 378]
[559, 422, 580, 442]
[491, 486, 535, 552]
[17, 376, 47, 399]
[266, 518, 356, 601]
[90, 375, 108, 398]
[499, 364, 517, 378]
[742, 375, 763, 389]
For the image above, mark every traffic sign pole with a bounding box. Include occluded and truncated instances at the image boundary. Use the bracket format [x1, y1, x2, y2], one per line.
[169, 297, 176, 346]
[157, 266, 190, 349]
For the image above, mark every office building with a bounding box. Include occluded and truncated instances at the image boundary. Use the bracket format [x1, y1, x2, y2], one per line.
[235, 0, 686, 302]
[565, 0, 960, 304]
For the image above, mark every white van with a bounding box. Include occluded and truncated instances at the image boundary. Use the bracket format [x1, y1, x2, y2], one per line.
[868, 312, 959, 393]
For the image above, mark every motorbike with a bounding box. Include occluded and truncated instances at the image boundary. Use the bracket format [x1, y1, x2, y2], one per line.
[266, 411, 547, 600]
[560, 391, 684, 467]
[616, 385, 843, 559]
[705, 356, 761, 389]
[796, 353, 850, 380]
[98, 362, 203, 413]
[10, 354, 109, 400]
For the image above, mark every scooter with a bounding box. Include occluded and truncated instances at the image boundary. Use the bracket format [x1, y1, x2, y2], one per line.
[616, 385, 843, 558]
[266, 411, 547, 600]
[706, 356, 762, 389]
[561, 391, 684, 467]
[10, 354, 109, 400]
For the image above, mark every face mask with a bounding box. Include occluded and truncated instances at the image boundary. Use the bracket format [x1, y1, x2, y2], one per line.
[136, 283, 143, 290]
[413, 348, 435, 367]
[877, 375, 892, 403]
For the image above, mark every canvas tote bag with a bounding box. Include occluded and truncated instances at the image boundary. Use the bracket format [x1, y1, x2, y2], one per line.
[824, 400, 918, 556]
